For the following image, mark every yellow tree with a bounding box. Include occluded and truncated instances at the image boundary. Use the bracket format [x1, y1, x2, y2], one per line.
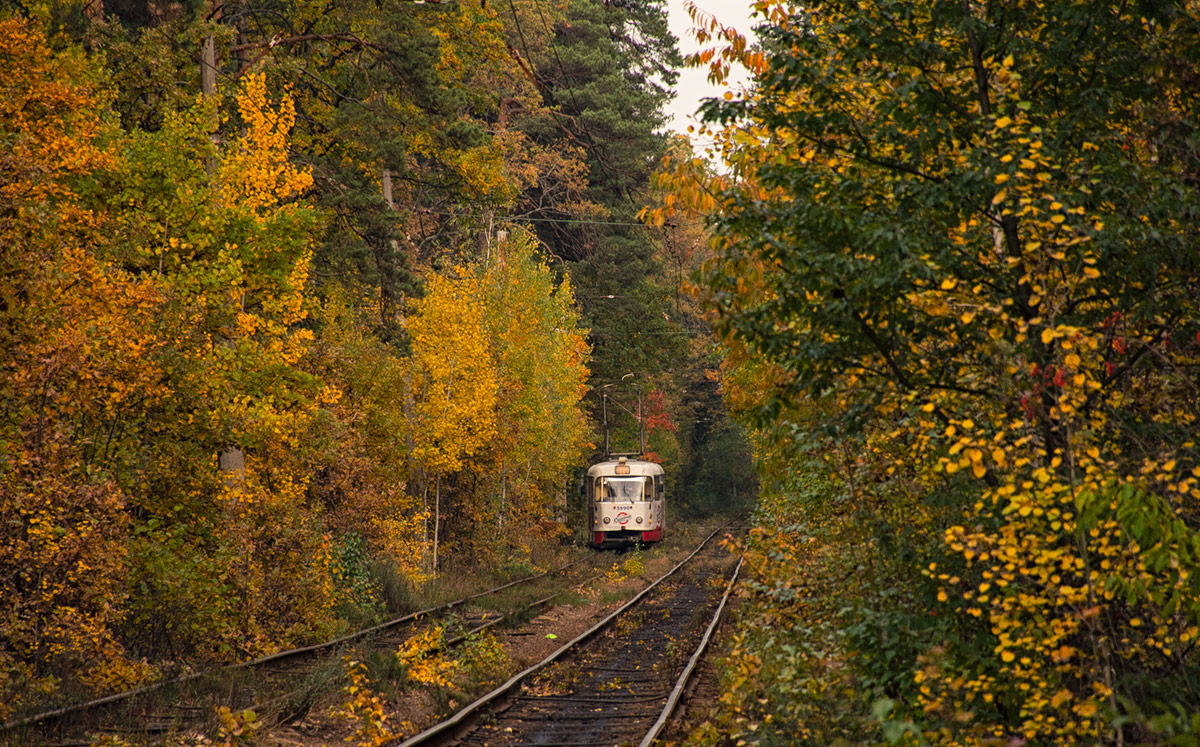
[303, 290, 432, 587]
[102, 70, 336, 663]
[474, 230, 590, 544]
[406, 268, 498, 570]
[0, 15, 162, 713]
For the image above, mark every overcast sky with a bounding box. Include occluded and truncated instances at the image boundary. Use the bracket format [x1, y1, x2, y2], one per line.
[664, 0, 759, 135]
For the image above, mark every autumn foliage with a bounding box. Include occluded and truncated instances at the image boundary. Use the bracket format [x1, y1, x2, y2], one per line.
[1, 15, 153, 704]
[0, 13, 590, 719]
[659, 0, 1200, 744]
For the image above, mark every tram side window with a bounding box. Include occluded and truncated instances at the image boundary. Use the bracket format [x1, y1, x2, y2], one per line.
[654, 475, 664, 496]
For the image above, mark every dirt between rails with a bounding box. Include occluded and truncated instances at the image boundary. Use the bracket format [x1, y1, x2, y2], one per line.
[265, 519, 740, 747]
[456, 551, 737, 747]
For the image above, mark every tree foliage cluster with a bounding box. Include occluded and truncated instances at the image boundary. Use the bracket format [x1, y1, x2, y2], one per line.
[0, 7, 598, 718]
[73, 0, 747, 498]
[657, 0, 1200, 743]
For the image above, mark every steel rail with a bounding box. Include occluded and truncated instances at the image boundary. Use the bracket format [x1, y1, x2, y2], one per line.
[441, 569, 607, 647]
[638, 555, 743, 747]
[389, 521, 735, 747]
[2, 551, 595, 734]
[241, 568, 614, 728]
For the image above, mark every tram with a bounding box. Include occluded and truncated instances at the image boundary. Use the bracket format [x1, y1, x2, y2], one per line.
[585, 456, 665, 548]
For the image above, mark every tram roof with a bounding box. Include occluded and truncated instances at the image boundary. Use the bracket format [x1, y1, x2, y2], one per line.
[586, 458, 664, 477]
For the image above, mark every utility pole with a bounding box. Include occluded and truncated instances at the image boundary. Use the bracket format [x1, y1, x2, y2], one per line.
[638, 388, 645, 456]
[382, 169, 395, 209]
[378, 169, 404, 327]
[201, 0, 219, 113]
[201, 1, 220, 173]
[603, 393, 610, 457]
[202, 35, 217, 100]
[203, 2, 244, 489]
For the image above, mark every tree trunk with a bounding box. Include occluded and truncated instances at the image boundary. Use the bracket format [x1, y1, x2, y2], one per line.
[202, 35, 217, 101]
[433, 474, 441, 573]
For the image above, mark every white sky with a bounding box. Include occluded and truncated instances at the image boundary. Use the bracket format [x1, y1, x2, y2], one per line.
[664, 0, 759, 135]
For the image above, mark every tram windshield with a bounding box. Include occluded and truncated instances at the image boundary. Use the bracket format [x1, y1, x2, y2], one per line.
[599, 476, 653, 501]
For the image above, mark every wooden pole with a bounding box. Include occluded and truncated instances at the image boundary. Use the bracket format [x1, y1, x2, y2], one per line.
[603, 393, 609, 457]
[638, 389, 645, 456]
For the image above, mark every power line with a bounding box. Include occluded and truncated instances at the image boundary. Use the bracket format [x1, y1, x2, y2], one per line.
[510, 215, 701, 227]
[405, 207, 704, 228]
[526, 0, 638, 201]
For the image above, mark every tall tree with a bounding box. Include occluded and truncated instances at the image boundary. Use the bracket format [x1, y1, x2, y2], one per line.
[520, 0, 685, 385]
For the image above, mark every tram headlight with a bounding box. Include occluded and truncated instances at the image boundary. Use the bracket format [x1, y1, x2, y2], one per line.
[603, 517, 612, 524]
[636, 516, 644, 524]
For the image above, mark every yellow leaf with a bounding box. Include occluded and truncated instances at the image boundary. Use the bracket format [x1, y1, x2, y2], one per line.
[991, 189, 1008, 205]
[1041, 329, 1056, 344]
[940, 278, 957, 290]
[994, 116, 1012, 129]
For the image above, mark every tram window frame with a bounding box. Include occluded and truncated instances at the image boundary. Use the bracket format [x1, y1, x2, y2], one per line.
[598, 476, 653, 502]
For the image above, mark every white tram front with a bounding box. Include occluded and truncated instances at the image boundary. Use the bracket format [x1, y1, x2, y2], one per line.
[585, 456, 665, 548]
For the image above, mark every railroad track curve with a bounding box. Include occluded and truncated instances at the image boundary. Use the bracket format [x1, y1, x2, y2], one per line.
[392, 523, 743, 747]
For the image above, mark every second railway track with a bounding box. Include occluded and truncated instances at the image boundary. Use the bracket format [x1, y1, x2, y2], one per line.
[6, 549, 606, 745]
[7, 520, 743, 746]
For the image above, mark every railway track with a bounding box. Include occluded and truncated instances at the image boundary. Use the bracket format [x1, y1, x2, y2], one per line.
[4, 550, 606, 745]
[6, 520, 742, 746]
[393, 524, 743, 747]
